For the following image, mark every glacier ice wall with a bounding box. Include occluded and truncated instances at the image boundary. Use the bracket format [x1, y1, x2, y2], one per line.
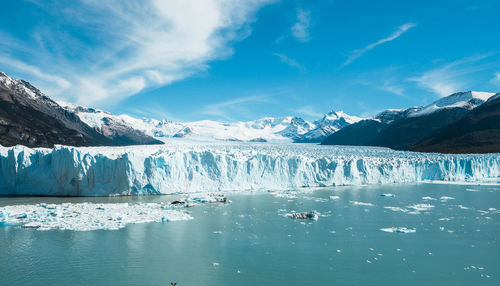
[0, 143, 499, 196]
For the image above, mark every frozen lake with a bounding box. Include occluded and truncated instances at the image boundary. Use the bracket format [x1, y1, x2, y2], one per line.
[1, 183, 499, 285]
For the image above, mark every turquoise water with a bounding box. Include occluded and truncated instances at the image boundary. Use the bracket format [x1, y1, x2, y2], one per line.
[1, 183, 499, 285]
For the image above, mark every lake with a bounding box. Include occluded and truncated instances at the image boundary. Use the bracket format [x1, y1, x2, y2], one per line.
[1, 183, 499, 285]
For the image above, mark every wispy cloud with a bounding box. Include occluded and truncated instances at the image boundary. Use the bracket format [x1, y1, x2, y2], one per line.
[201, 94, 274, 121]
[341, 22, 417, 68]
[409, 54, 493, 97]
[380, 80, 405, 96]
[292, 105, 323, 118]
[492, 72, 500, 85]
[291, 9, 311, 42]
[274, 53, 305, 70]
[0, 0, 273, 106]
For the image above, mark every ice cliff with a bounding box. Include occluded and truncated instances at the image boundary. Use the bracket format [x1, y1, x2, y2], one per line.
[0, 143, 499, 196]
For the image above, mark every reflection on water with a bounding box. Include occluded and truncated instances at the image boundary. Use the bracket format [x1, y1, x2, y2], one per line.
[1, 183, 499, 285]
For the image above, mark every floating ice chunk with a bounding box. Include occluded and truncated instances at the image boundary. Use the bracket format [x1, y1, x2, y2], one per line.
[440, 196, 455, 202]
[380, 227, 416, 234]
[0, 203, 192, 231]
[350, 201, 374, 206]
[457, 205, 471, 210]
[407, 203, 434, 214]
[466, 188, 480, 192]
[184, 194, 229, 204]
[380, 193, 395, 197]
[422, 196, 437, 201]
[329, 196, 340, 200]
[287, 211, 319, 221]
[384, 206, 408, 213]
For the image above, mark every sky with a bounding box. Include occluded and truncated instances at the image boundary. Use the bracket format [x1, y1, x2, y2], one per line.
[0, 0, 499, 122]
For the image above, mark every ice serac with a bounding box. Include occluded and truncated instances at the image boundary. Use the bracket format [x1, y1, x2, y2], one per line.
[0, 143, 499, 196]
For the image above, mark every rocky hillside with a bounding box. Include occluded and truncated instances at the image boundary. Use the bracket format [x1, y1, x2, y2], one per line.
[0, 72, 162, 148]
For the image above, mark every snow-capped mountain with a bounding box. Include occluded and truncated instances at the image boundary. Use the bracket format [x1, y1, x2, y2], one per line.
[407, 91, 495, 117]
[61, 104, 164, 145]
[296, 111, 363, 142]
[0, 72, 109, 147]
[0, 72, 363, 145]
[371, 91, 495, 123]
[412, 92, 500, 153]
[0, 72, 161, 147]
[322, 91, 497, 150]
[66, 105, 363, 143]
[66, 107, 320, 142]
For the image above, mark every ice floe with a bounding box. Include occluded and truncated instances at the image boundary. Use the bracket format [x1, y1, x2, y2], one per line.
[350, 201, 374, 206]
[380, 227, 416, 234]
[440, 196, 455, 202]
[407, 203, 435, 214]
[380, 193, 395, 197]
[0, 202, 193, 231]
[384, 206, 409, 213]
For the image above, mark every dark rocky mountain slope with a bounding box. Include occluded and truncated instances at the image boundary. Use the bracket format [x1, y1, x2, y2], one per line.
[0, 72, 162, 148]
[411, 94, 500, 153]
[322, 91, 497, 152]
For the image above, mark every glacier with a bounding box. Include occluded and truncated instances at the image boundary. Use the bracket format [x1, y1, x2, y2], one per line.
[0, 142, 499, 196]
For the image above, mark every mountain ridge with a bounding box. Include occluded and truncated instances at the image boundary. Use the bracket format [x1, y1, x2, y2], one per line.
[322, 90, 499, 152]
[0, 72, 162, 148]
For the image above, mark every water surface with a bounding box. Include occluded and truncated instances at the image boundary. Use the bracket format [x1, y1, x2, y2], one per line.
[1, 183, 499, 285]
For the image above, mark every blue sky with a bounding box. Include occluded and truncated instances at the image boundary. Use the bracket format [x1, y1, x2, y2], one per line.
[0, 0, 499, 122]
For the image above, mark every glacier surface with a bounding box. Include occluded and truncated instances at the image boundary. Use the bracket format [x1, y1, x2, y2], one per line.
[0, 142, 499, 196]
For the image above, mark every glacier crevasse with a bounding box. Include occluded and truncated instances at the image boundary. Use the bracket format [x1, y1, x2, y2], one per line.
[0, 143, 499, 196]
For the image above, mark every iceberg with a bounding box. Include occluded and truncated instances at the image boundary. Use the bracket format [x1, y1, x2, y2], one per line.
[0, 142, 499, 196]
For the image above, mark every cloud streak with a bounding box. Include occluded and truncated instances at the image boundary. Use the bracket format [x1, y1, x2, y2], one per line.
[201, 94, 273, 121]
[292, 105, 323, 118]
[0, 0, 273, 106]
[492, 72, 500, 85]
[341, 22, 416, 68]
[291, 9, 311, 42]
[409, 53, 493, 97]
[274, 53, 305, 70]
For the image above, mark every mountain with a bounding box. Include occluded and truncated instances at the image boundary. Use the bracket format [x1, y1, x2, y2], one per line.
[411, 93, 500, 153]
[68, 105, 362, 143]
[62, 105, 163, 145]
[72, 110, 318, 142]
[0, 72, 161, 147]
[295, 111, 363, 143]
[322, 91, 496, 150]
[0, 72, 360, 145]
[118, 113, 358, 143]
